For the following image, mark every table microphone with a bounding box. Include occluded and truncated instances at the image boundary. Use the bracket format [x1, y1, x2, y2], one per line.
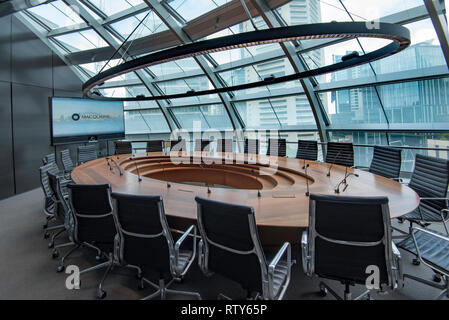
[252, 169, 262, 197]
[105, 157, 113, 171]
[334, 167, 359, 193]
[158, 160, 171, 188]
[304, 163, 310, 196]
[327, 149, 343, 177]
[199, 163, 211, 194]
[129, 157, 142, 182]
[110, 158, 123, 176]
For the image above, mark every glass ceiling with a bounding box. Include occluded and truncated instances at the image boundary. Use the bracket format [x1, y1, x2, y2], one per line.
[20, 0, 449, 150]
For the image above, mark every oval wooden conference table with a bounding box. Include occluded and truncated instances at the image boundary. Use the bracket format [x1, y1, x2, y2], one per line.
[71, 151, 419, 246]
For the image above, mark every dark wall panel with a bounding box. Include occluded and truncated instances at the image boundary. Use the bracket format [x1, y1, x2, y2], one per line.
[0, 82, 14, 199]
[11, 16, 52, 88]
[12, 84, 53, 194]
[52, 55, 82, 92]
[0, 15, 11, 82]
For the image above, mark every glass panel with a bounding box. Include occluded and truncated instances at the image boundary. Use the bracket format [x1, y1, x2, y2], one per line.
[156, 76, 213, 105]
[234, 94, 316, 129]
[328, 131, 389, 167]
[341, 0, 424, 21]
[88, 0, 144, 16]
[303, 39, 374, 83]
[171, 105, 233, 130]
[109, 10, 168, 39]
[27, 0, 84, 29]
[320, 86, 387, 124]
[388, 132, 449, 171]
[148, 57, 201, 78]
[53, 29, 108, 52]
[281, 131, 320, 158]
[378, 77, 449, 124]
[167, 0, 231, 21]
[125, 109, 170, 134]
[366, 19, 447, 74]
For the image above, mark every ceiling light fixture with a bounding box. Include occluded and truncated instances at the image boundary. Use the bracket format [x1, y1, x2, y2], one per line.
[82, 22, 410, 101]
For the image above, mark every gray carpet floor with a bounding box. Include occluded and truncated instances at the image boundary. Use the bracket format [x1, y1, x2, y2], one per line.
[0, 188, 447, 300]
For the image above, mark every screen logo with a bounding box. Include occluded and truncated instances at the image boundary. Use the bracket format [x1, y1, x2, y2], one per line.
[72, 113, 80, 121]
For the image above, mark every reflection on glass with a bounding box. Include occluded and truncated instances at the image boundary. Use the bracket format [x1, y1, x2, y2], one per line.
[53, 29, 108, 52]
[320, 87, 387, 125]
[125, 109, 170, 134]
[171, 105, 233, 130]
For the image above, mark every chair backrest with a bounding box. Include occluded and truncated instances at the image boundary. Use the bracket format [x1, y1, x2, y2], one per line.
[77, 145, 98, 164]
[307, 194, 395, 287]
[39, 163, 59, 213]
[216, 139, 233, 153]
[111, 193, 174, 274]
[60, 149, 75, 173]
[369, 146, 402, 179]
[67, 184, 116, 245]
[170, 139, 186, 151]
[244, 139, 259, 154]
[114, 141, 132, 155]
[47, 172, 70, 223]
[146, 140, 163, 152]
[266, 138, 286, 157]
[42, 153, 56, 165]
[195, 196, 267, 294]
[195, 139, 211, 152]
[296, 140, 318, 161]
[325, 142, 354, 167]
[409, 154, 449, 214]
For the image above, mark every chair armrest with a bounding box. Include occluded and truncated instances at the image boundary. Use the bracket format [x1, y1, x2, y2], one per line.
[174, 225, 197, 277]
[301, 231, 311, 276]
[175, 225, 196, 252]
[268, 242, 292, 300]
[353, 166, 369, 171]
[391, 242, 403, 289]
[412, 226, 449, 243]
[391, 177, 404, 183]
[419, 197, 449, 201]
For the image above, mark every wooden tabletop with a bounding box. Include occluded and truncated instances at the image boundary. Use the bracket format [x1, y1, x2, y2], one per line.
[71, 152, 419, 245]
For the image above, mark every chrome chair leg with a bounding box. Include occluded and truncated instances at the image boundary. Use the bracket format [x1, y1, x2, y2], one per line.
[141, 278, 201, 300]
[57, 244, 81, 273]
[97, 254, 114, 299]
[48, 229, 66, 248]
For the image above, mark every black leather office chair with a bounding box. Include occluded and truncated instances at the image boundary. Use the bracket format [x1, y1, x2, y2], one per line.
[111, 193, 200, 300]
[195, 139, 211, 152]
[357, 146, 402, 180]
[47, 172, 75, 259]
[195, 196, 292, 300]
[266, 138, 286, 157]
[170, 139, 186, 152]
[325, 142, 354, 167]
[146, 140, 163, 152]
[60, 149, 75, 178]
[302, 194, 402, 300]
[296, 140, 318, 161]
[216, 139, 233, 153]
[397, 226, 449, 299]
[114, 141, 132, 155]
[77, 145, 98, 164]
[42, 153, 56, 165]
[244, 139, 259, 154]
[67, 183, 117, 299]
[40, 163, 65, 235]
[397, 154, 449, 236]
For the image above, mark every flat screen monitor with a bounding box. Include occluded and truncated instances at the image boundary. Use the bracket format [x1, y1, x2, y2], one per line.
[51, 97, 125, 145]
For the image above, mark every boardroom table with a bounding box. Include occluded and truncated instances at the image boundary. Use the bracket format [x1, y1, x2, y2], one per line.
[71, 151, 419, 246]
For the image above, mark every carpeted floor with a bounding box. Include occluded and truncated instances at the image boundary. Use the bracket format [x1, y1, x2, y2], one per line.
[0, 188, 446, 300]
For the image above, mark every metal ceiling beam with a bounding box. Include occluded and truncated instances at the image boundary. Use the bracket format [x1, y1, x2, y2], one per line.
[424, 0, 449, 69]
[249, 0, 329, 147]
[145, 0, 243, 130]
[63, 0, 179, 131]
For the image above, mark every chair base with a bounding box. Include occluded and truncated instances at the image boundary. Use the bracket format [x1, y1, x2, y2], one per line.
[404, 274, 449, 300]
[319, 282, 371, 300]
[140, 278, 201, 300]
